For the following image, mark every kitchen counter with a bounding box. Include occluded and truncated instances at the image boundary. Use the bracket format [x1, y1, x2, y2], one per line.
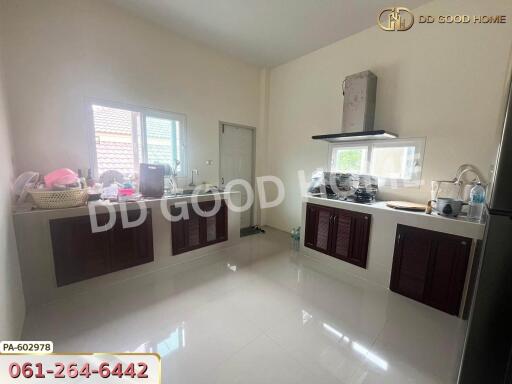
[13, 191, 236, 217]
[14, 192, 241, 307]
[305, 195, 485, 240]
[301, 195, 484, 294]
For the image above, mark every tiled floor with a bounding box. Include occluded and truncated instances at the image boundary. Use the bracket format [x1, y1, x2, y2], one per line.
[23, 228, 466, 383]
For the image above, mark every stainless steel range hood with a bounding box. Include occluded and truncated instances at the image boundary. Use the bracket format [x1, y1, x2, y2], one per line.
[312, 130, 397, 142]
[313, 70, 397, 142]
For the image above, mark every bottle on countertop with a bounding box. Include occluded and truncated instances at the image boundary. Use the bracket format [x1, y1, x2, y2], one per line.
[77, 169, 86, 189]
[468, 183, 485, 222]
[86, 169, 95, 188]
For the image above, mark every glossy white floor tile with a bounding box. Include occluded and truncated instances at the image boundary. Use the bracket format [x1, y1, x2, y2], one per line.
[23, 228, 466, 384]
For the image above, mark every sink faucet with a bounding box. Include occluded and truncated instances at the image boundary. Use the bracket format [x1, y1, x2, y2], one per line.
[189, 169, 199, 187]
[168, 159, 181, 195]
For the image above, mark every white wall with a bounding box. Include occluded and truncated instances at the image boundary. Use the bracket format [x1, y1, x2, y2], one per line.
[266, 0, 512, 231]
[0, 27, 26, 339]
[0, 0, 261, 189]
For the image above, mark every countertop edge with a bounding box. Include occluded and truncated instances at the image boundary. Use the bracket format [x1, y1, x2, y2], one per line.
[304, 195, 485, 240]
[13, 191, 241, 219]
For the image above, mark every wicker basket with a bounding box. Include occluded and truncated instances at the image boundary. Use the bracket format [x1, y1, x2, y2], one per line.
[29, 188, 88, 209]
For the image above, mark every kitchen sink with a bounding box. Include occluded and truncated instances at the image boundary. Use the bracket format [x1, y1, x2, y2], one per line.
[166, 189, 215, 197]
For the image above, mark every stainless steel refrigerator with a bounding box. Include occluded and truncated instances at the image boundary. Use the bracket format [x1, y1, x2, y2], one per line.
[458, 70, 512, 383]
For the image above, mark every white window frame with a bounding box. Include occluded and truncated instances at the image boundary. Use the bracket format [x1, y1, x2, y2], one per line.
[328, 137, 426, 188]
[87, 99, 188, 178]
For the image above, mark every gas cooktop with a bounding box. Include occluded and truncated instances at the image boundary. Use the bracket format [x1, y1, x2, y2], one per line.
[312, 194, 378, 205]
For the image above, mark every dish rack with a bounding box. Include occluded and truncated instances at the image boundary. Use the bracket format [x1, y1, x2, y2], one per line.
[28, 189, 88, 209]
[431, 164, 485, 202]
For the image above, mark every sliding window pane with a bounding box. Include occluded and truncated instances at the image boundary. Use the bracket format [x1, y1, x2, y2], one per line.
[370, 146, 415, 179]
[145, 115, 183, 173]
[332, 147, 368, 173]
[92, 105, 141, 176]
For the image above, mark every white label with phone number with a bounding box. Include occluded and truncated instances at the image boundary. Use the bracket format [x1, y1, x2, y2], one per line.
[0, 353, 160, 383]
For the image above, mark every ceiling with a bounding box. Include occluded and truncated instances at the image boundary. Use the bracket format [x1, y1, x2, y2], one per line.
[108, 0, 431, 67]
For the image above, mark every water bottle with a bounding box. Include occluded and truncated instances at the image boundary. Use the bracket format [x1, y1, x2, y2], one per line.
[468, 183, 485, 222]
[290, 227, 301, 250]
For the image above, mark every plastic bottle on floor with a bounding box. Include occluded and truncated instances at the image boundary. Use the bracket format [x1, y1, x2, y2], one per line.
[291, 227, 301, 250]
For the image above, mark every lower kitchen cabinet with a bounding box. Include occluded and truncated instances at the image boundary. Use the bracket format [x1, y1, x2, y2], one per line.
[171, 200, 228, 255]
[304, 203, 371, 268]
[50, 209, 154, 287]
[304, 204, 332, 254]
[110, 209, 154, 272]
[390, 224, 471, 315]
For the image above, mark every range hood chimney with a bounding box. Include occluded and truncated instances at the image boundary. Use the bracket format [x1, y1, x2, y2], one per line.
[312, 70, 397, 142]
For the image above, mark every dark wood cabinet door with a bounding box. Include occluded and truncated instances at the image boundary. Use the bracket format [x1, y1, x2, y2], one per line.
[51, 211, 155, 287]
[186, 208, 202, 249]
[170, 205, 188, 255]
[50, 214, 111, 287]
[170, 204, 201, 254]
[171, 200, 228, 255]
[200, 200, 228, 244]
[304, 204, 318, 249]
[331, 212, 352, 260]
[390, 225, 433, 302]
[304, 204, 371, 269]
[426, 235, 470, 315]
[304, 204, 334, 254]
[336, 210, 371, 268]
[215, 201, 228, 242]
[391, 225, 471, 315]
[110, 209, 154, 272]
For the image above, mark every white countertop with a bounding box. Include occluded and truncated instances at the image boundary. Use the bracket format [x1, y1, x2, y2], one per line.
[13, 191, 239, 219]
[304, 195, 485, 240]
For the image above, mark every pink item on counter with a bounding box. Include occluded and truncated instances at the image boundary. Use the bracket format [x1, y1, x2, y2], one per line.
[44, 168, 78, 188]
[118, 188, 135, 197]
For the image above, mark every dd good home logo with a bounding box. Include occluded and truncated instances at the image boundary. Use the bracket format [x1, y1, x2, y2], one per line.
[378, 7, 415, 31]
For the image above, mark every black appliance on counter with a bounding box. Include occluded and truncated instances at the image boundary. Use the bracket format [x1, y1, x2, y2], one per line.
[139, 163, 165, 198]
[307, 172, 377, 204]
[352, 188, 375, 204]
[457, 70, 512, 383]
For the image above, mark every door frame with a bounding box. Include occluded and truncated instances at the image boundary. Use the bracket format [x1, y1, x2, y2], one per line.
[219, 121, 256, 228]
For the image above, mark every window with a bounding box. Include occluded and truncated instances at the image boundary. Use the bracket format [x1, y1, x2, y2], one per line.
[91, 102, 186, 177]
[330, 138, 425, 187]
[332, 145, 368, 174]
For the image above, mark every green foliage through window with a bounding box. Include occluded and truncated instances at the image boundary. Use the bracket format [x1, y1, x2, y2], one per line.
[335, 149, 365, 173]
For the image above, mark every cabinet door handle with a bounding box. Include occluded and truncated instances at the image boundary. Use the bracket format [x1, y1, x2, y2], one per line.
[461, 241, 467, 246]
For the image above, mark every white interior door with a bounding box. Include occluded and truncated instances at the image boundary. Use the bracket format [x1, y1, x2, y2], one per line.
[220, 124, 254, 229]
